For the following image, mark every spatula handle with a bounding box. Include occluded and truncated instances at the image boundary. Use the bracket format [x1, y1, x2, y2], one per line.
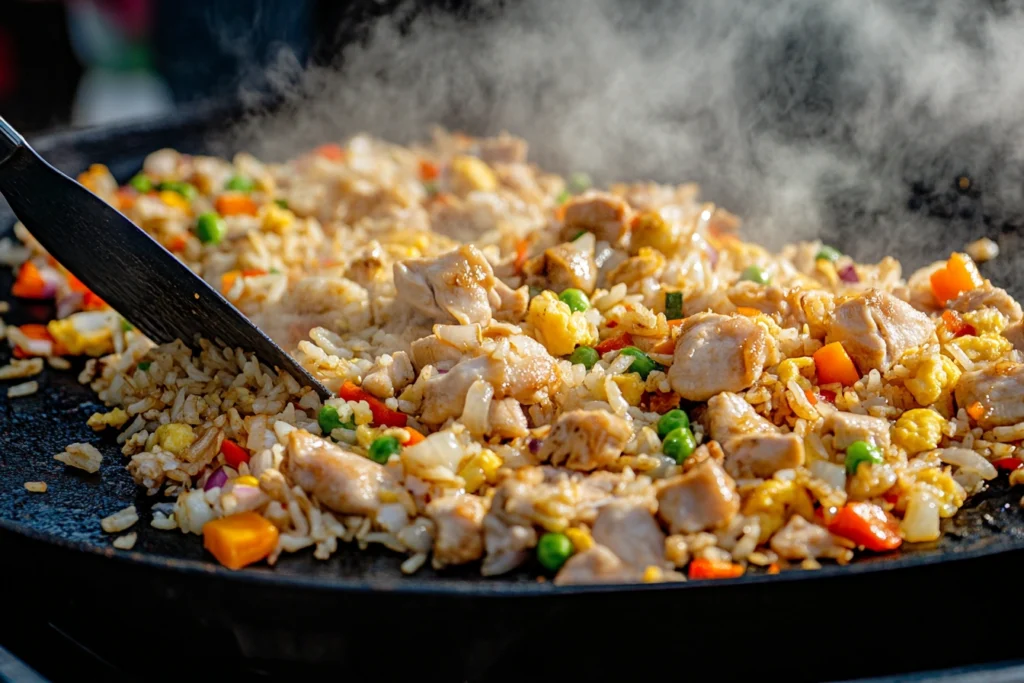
[0, 116, 25, 166]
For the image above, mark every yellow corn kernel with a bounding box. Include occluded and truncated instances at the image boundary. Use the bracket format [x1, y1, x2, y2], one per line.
[904, 355, 960, 407]
[642, 565, 664, 583]
[961, 308, 1008, 335]
[565, 527, 594, 553]
[152, 423, 196, 455]
[913, 467, 966, 518]
[892, 408, 945, 454]
[458, 450, 503, 493]
[234, 475, 260, 487]
[612, 373, 645, 406]
[526, 291, 597, 356]
[158, 190, 191, 212]
[778, 357, 815, 389]
[450, 155, 498, 194]
[949, 333, 1012, 364]
[355, 423, 377, 447]
[86, 407, 129, 431]
[261, 203, 295, 233]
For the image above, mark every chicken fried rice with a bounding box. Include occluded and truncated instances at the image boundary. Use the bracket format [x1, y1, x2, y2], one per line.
[3, 130, 1023, 584]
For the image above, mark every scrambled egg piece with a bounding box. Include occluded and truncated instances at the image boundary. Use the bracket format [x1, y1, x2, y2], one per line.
[47, 313, 115, 357]
[261, 203, 295, 233]
[904, 355, 961, 406]
[458, 450, 503, 494]
[612, 373, 645, 406]
[743, 478, 814, 542]
[150, 423, 196, 456]
[778, 357, 815, 390]
[948, 334, 1012, 363]
[913, 467, 966, 518]
[450, 155, 498, 194]
[158, 190, 191, 212]
[630, 211, 678, 255]
[961, 308, 1008, 335]
[892, 409, 945, 454]
[565, 527, 594, 552]
[527, 291, 597, 356]
[86, 407, 129, 431]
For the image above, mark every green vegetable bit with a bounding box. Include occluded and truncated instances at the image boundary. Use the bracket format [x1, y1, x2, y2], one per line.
[665, 291, 683, 320]
[845, 440, 883, 474]
[368, 436, 402, 465]
[195, 212, 227, 245]
[662, 426, 697, 463]
[120, 318, 134, 332]
[156, 181, 198, 201]
[536, 532, 575, 572]
[618, 346, 661, 380]
[815, 245, 842, 262]
[224, 174, 256, 192]
[571, 230, 588, 241]
[423, 181, 438, 196]
[568, 346, 599, 370]
[128, 174, 153, 193]
[739, 264, 770, 285]
[273, 198, 289, 209]
[656, 409, 690, 439]
[137, 361, 151, 372]
[556, 189, 571, 205]
[317, 404, 353, 436]
[528, 285, 544, 300]
[559, 288, 590, 313]
[567, 171, 592, 194]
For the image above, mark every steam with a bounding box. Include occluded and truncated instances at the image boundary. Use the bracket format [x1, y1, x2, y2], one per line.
[224, 0, 1024, 269]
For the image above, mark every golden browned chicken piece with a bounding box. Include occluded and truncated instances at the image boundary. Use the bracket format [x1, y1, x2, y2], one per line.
[826, 290, 933, 373]
[669, 313, 775, 401]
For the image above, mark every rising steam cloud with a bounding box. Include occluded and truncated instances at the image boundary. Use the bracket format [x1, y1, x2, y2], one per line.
[226, 0, 1024, 271]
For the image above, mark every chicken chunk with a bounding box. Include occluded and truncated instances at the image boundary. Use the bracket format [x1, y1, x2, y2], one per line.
[950, 283, 1023, 323]
[409, 326, 482, 373]
[523, 242, 598, 294]
[704, 391, 778, 443]
[488, 398, 529, 439]
[393, 245, 528, 325]
[724, 434, 805, 480]
[425, 493, 487, 569]
[656, 459, 740, 534]
[553, 544, 637, 586]
[727, 284, 836, 338]
[826, 290, 934, 373]
[360, 351, 415, 399]
[419, 334, 561, 425]
[536, 409, 631, 471]
[669, 313, 775, 401]
[481, 513, 537, 576]
[1004, 321, 1024, 352]
[769, 514, 853, 561]
[560, 191, 632, 247]
[284, 430, 397, 516]
[592, 502, 666, 569]
[955, 362, 1024, 428]
[823, 411, 891, 450]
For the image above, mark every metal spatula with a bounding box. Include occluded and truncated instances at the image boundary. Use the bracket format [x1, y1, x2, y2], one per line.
[0, 116, 331, 400]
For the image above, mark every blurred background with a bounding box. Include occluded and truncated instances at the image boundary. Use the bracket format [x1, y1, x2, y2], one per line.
[0, 0, 432, 133]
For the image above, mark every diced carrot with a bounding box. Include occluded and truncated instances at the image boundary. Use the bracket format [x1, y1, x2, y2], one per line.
[966, 401, 985, 422]
[166, 234, 189, 253]
[735, 306, 760, 317]
[555, 202, 568, 222]
[819, 388, 837, 404]
[11, 261, 52, 299]
[930, 252, 983, 305]
[114, 187, 137, 211]
[647, 390, 681, 414]
[202, 512, 279, 570]
[594, 332, 633, 354]
[827, 502, 902, 552]
[688, 557, 745, 580]
[220, 439, 250, 468]
[242, 268, 268, 277]
[419, 159, 440, 181]
[221, 270, 241, 294]
[82, 290, 107, 311]
[767, 563, 781, 575]
[514, 238, 531, 274]
[402, 427, 426, 446]
[338, 381, 408, 427]
[992, 457, 1024, 471]
[315, 143, 346, 161]
[804, 389, 818, 405]
[215, 193, 258, 217]
[941, 309, 975, 338]
[813, 342, 860, 386]
[651, 337, 676, 355]
[667, 318, 687, 329]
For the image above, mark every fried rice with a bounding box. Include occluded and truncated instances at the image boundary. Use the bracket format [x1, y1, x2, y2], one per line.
[3, 129, 1023, 584]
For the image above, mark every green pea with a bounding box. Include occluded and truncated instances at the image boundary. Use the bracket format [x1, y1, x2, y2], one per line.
[815, 245, 842, 262]
[618, 346, 661, 380]
[128, 174, 153, 193]
[137, 361, 151, 372]
[559, 288, 590, 313]
[318, 404, 353, 436]
[569, 346, 599, 370]
[536, 532, 575, 572]
[368, 436, 402, 465]
[567, 171, 592, 194]
[739, 265, 770, 285]
[195, 212, 227, 245]
[224, 174, 256, 192]
[845, 440, 883, 474]
[657, 409, 690, 439]
[662, 426, 697, 463]
[157, 181, 198, 201]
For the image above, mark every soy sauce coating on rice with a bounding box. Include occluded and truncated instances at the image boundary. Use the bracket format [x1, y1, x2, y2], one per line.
[7, 129, 1023, 582]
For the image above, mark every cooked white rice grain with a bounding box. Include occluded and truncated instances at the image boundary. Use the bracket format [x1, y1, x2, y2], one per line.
[23, 481, 47, 493]
[101, 505, 139, 533]
[113, 533, 138, 550]
[54, 442, 103, 473]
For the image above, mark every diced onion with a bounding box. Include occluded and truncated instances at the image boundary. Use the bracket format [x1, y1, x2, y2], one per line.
[401, 430, 465, 484]
[434, 324, 482, 350]
[808, 459, 847, 492]
[900, 488, 940, 542]
[461, 379, 493, 437]
[936, 448, 998, 480]
[571, 230, 596, 255]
